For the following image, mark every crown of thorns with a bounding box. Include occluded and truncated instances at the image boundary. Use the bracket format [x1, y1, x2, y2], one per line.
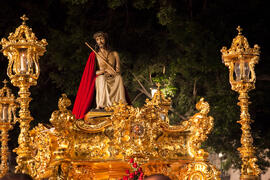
[93, 31, 108, 39]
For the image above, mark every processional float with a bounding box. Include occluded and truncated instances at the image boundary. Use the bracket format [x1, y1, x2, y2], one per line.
[0, 15, 260, 180]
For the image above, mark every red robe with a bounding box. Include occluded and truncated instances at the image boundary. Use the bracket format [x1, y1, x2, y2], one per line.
[72, 52, 96, 119]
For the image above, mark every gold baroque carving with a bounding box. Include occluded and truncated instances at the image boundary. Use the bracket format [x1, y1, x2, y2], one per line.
[26, 90, 219, 179]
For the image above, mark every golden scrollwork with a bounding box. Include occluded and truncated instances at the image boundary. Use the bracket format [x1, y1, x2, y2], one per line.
[178, 161, 220, 180]
[24, 89, 219, 179]
[26, 94, 74, 179]
[187, 98, 214, 161]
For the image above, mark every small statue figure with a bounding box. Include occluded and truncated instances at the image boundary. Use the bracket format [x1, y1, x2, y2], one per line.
[72, 32, 126, 119]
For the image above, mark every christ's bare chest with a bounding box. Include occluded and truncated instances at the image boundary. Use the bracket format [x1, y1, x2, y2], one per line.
[96, 51, 116, 70]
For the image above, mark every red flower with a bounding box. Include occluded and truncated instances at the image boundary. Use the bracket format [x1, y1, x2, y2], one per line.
[129, 172, 135, 178]
[133, 163, 138, 168]
[122, 158, 144, 180]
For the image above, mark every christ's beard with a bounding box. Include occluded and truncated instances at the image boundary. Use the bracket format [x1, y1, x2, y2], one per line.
[98, 43, 105, 49]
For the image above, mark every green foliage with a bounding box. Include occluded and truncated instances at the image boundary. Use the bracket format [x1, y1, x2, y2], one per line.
[157, 6, 176, 25]
[107, 0, 125, 9]
[132, 0, 156, 10]
[153, 75, 177, 97]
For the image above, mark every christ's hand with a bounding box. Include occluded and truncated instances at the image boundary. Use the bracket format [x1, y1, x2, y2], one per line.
[96, 70, 105, 75]
[105, 69, 116, 75]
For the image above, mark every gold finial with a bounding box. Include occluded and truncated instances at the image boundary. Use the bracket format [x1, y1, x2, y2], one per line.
[2, 79, 8, 87]
[20, 14, 29, 25]
[237, 26, 243, 35]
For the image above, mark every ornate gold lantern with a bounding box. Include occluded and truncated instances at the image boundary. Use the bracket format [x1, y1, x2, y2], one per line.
[0, 15, 47, 174]
[221, 26, 260, 180]
[1, 15, 47, 81]
[0, 80, 18, 178]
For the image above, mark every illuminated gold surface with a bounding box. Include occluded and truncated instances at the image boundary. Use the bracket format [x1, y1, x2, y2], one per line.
[179, 161, 220, 180]
[0, 80, 18, 178]
[24, 92, 219, 179]
[221, 26, 260, 179]
[0, 123, 13, 178]
[0, 15, 47, 174]
[0, 15, 220, 180]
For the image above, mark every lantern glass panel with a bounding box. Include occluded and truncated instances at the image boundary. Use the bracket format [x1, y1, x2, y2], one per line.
[243, 62, 251, 81]
[18, 48, 28, 74]
[234, 62, 241, 81]
[1, 104, 9, 123]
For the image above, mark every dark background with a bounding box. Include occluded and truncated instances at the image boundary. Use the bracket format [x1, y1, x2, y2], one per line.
[0, 0, 269, 172]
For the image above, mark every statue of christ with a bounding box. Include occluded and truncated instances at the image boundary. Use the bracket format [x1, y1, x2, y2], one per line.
[72, 32, 126, 119]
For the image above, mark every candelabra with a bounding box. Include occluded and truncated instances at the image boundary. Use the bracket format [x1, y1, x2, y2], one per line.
[0, 15, 47, 174]
[0, 80, 18, 178]
[221, 26, 260, 180]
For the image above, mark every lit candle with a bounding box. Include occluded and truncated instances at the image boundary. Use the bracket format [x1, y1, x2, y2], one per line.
[20, 52, 28, 73]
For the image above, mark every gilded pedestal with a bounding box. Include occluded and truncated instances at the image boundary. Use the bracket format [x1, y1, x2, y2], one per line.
[26, 92, 220, 180]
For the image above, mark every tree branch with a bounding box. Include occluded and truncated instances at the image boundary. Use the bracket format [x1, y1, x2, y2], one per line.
[149, 69, 153, 85]
[193, 79, 197, 100]
[136, 87, 152, 99]
[141, 75, 151, 84]
[170, 108, 188, 121]
[131, 73, 152, 98]
[132, 92, 143, 104]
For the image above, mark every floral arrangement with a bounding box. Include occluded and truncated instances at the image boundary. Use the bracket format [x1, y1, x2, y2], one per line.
[122, 158, 144, 180]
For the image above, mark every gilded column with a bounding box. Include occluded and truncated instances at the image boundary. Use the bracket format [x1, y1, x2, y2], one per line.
[221, 26, 260, 180]
[0, 15, 47, 174]
[237, 91, 260, 179]
[0, 126, 10, 177]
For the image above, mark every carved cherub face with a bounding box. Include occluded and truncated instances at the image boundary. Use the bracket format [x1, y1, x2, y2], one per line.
[95, 35, 106, 49]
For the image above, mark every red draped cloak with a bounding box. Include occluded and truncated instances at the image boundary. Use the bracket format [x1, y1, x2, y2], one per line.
[72, 52, 96, 119]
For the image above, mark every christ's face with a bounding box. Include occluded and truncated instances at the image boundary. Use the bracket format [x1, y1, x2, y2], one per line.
[96, 36, 106, 48]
